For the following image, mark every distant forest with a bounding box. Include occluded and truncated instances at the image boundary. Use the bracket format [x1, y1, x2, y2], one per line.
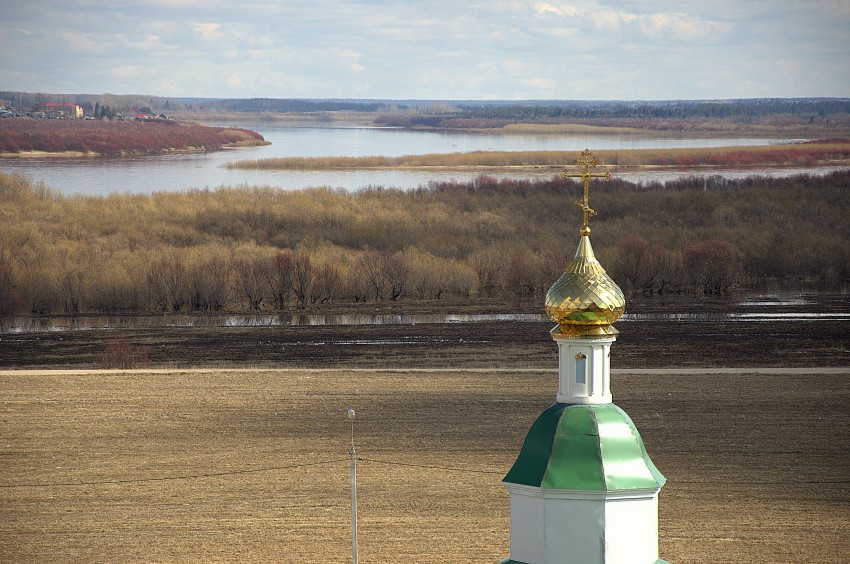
[1, 170, 847, 317]
[2, 90, 848, 121]
[454, 98, 850, 119]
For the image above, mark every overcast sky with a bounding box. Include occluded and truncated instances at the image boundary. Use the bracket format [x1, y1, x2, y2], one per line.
[1, 0, 848, 101]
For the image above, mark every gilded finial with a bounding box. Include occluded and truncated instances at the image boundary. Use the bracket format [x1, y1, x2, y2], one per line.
[547, 149, 623, 337]
[561, 149, 610, 236]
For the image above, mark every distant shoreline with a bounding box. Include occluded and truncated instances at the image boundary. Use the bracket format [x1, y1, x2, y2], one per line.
[0, 140, 268, 158]
[0, 117, 268, 156]
[165, 106, 850, 138]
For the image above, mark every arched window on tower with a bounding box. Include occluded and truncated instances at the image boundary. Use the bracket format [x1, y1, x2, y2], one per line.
[575, 353, 587, 385]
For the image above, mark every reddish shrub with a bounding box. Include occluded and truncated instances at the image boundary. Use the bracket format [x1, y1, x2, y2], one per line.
[99, 333, 149, 369]
[0, 118, 265, 155]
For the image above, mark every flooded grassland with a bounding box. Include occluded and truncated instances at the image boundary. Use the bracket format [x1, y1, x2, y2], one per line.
[2, 294, 848, 370]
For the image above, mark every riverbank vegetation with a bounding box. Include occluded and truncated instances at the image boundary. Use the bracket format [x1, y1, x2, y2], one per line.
[1, 170, 848, 317]
[0, 118, 267, 156]
[227, 139, 850, 170]
[375, 98, 850, 133]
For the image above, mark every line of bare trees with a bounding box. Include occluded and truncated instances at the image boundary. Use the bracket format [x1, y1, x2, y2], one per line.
[0, 241, 478, 316]
[1, 170, 848, 317]
[0, 238, 748, 317]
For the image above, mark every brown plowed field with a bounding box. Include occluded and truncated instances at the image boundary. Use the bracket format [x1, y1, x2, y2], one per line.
[1, 368, 848, 563]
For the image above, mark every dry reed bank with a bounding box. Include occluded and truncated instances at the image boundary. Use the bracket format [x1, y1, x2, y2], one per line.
[1, 369, 847, 563]
[1, 170, 849, 317]
[227, 139, 850, 170]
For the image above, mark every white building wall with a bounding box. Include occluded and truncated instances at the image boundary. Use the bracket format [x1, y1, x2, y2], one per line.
[603, 493, 659, 564]
[543, 496, 604, 563]
[591, 346, 605, 396]
[509, 487, 546, 563]
[506, 486, 661, 564]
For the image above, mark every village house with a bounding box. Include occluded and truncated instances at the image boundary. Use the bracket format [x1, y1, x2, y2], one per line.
[31, 102, 84, 119]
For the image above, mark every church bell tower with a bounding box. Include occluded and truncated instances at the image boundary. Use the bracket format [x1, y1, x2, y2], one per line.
[502, 150, 669, 564]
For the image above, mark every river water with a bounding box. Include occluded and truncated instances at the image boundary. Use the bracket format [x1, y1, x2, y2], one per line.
[1, 123, 845, 195]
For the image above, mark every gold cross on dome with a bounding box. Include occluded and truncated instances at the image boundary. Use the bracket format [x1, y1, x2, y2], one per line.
[561, 149, 610, 236]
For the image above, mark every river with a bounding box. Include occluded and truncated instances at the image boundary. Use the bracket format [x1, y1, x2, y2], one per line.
[1, 123, 845, 195]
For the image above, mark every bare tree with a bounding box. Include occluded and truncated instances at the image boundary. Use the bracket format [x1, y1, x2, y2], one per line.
[147, 250, 190, 312]
[233, 256, 266, 310]
[504, 252, 533, 297]
[0, 248, 21, 318]
[355, 249, 389, 301]
[265, 250, 294, 309]
[382, 252, 409, 301]
[309, 263, 340, 304]
[616, 235, 651, 293]
[354, 249, 409, 301]
[189, 251, 231, 311]
[408, 252, 451, 299]
[292, 251, 314, 305]
[470, 247, 504, 298]
[683, 239, 742, 294]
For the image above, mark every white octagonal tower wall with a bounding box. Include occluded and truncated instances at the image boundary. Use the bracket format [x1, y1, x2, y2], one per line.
[505, 485, 661, 564]
[603, 490, 660, 563]
[542, 492, 605, 564]
[507, 485, 546, 564]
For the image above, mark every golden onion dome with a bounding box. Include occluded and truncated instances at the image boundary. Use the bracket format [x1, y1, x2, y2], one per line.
[548, 149, 623, 337]
[545, 233, 625, 337]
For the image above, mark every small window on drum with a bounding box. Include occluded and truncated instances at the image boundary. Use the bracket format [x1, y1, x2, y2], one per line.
[575, 353, 587, 385]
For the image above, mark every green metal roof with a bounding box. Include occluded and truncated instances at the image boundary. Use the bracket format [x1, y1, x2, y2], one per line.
[504, 403, 666, 491]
